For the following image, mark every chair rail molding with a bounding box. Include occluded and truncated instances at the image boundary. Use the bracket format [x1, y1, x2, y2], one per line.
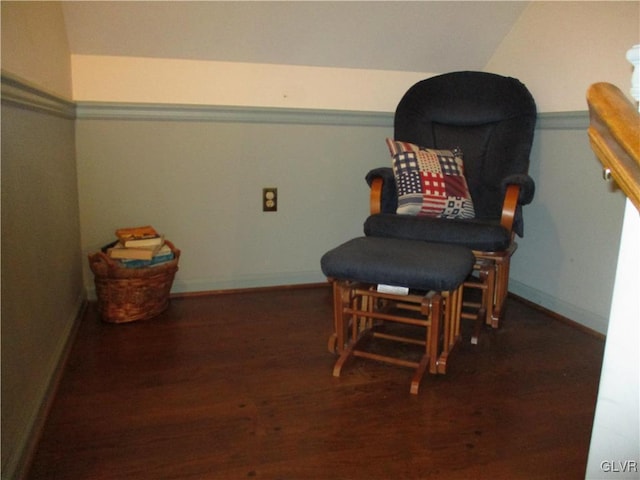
[1, 71, 592, 131]
[75, 99, 585, 130]
[75, 102, 394, 127]
[1, 72, 75, 119]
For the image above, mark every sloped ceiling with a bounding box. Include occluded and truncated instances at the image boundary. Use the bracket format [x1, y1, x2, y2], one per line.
[62, 1, 529, 73]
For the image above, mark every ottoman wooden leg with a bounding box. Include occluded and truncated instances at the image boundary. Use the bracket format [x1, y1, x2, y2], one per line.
[328, 280, 353, 354]
[437, 284, 464, 375]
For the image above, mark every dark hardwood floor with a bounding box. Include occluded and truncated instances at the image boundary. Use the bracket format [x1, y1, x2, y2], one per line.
[27, 285, 604, 479]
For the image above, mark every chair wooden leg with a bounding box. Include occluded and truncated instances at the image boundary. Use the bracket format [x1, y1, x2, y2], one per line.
[424, 292, 441, 376]
[473, 263, 493, 342]
[453, 287, 463, 341]
[436, 285, 463, 375]
[473, 243, 516, 330]
[462, 258, 495, 344]
[328, 280, 354, 354]
[492, 255, 511, 328]
[484, 263, 496, 327]
[328, 280, 340, 353]
[333, 329, 370, 377]
[410, 354, 431, 395]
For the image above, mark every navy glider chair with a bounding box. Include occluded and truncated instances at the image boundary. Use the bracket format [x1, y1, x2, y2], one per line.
[364, 71, 537, 326]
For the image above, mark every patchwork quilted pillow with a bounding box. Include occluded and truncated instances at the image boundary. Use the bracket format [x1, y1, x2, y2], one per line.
[386, 138, 475, 219]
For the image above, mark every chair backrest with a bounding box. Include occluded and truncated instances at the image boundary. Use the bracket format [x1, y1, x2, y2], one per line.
[394, 71, 537, 221]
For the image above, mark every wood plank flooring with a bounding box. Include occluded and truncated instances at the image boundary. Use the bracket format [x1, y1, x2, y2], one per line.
[26, 286, 604, 479]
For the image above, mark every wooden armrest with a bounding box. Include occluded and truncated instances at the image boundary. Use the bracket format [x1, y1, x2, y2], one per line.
[370, 177, 383, 215]
[500, 184, 520, 234]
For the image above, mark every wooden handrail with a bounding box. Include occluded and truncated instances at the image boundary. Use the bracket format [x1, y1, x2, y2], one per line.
[587, 82, 640, 212]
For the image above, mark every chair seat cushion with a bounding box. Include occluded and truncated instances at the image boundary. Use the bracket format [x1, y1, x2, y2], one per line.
[320, 237, 474, 292]
[364, 213, 510, 252]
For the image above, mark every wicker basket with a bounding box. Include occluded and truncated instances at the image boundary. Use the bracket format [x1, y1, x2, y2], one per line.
[88, 240, 180, 323]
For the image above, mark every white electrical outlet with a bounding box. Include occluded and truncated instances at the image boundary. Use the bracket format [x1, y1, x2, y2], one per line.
[263, 188, 277, 212]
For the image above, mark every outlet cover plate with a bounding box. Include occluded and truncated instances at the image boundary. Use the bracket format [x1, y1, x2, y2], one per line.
[263, 188, 277, 212]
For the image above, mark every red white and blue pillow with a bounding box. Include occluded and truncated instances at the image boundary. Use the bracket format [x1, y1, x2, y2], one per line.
[386, 138, 475, 219]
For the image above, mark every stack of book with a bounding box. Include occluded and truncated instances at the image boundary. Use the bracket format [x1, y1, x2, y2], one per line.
[103, 225, 174, 268]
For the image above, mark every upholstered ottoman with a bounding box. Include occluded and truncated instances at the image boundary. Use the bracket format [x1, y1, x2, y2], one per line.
[320, 236, 475, 394]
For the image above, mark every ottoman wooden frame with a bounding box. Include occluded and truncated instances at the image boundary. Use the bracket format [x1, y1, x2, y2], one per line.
[328, 279, 466, 395]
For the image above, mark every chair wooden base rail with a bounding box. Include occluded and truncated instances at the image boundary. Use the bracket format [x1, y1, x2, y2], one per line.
[369, 178, 520, 329]
[474, 243, 516, 328]
[330, 280, 466, 395]
[462, 258, 494, 343]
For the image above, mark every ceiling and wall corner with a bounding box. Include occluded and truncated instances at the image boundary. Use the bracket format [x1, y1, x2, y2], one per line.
[3, 1, 637, 111]
[60, 1, 530, 110]
[1, 1, 73, 99]
[61, 1, 529, 72]
[484, 1, 640, 112]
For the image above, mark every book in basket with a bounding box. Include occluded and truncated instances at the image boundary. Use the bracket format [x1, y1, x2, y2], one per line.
[107, 242, 163, 260]
[115, 225, 161, 245]
[118, 244, 174, 268]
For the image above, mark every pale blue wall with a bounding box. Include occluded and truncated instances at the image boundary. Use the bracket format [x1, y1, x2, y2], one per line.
[76, 107, 394, 295]
[510, 114, 625, 334]
[75, 105, 624, 335]
[1, 80, 83, 478]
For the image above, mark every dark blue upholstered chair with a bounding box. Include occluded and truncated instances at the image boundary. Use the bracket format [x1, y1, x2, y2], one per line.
[364, 71, 537, 326]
